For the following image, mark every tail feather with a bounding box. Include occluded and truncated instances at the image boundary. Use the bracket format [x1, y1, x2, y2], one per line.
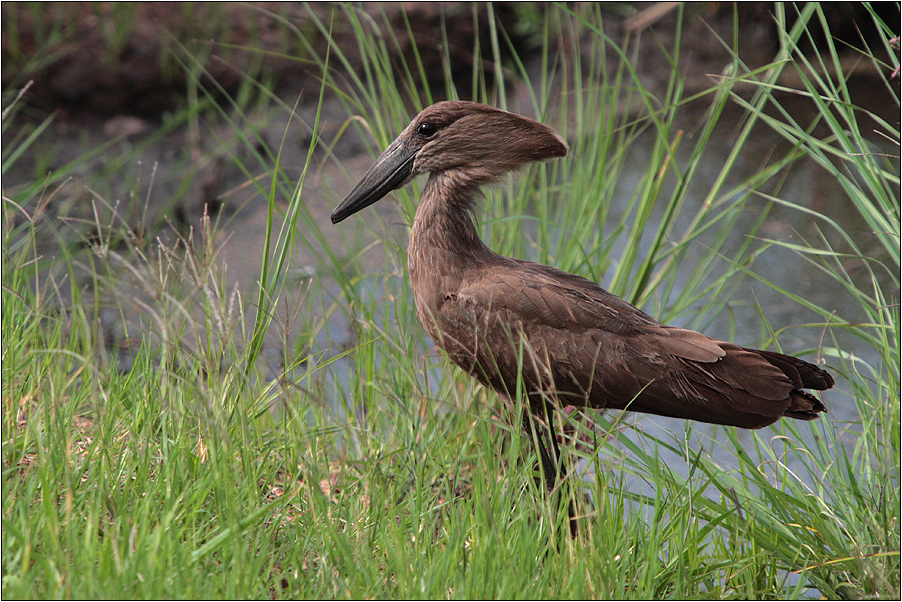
[733, 348, 831, 425]
[785, 389, 828, 421]
[751, 348, 834, 391]
[625, 346, 833, 429]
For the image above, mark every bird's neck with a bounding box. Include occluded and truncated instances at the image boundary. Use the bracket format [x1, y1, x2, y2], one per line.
[408, 174, 492, 289]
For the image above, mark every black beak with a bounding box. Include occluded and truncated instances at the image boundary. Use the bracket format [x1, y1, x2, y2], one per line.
[331, 139, 417, 224]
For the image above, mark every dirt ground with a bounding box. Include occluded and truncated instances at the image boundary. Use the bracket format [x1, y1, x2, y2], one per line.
[4, 3, 892, 114]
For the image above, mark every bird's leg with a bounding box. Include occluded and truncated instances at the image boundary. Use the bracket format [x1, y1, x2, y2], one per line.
[522, 412, 578, 538]
[522, 412, 561, 489]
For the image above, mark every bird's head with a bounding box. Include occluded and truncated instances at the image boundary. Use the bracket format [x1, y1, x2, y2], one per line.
[331, 101, 568, 223]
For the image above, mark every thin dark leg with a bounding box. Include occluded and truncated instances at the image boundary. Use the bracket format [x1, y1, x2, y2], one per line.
[522, 412, 561, 489]
[522, 412, 578, 537]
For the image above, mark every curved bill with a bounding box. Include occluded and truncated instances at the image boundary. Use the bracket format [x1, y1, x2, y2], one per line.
[331, 139, 416, 224]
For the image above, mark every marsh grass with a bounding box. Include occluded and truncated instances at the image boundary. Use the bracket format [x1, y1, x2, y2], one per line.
[3, 3, 899, 598]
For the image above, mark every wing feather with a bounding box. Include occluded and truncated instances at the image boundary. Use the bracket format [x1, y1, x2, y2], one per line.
[427, 256, 827, 428]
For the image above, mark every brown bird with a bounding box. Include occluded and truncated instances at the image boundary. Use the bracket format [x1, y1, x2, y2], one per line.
[331, 101, 832, 493]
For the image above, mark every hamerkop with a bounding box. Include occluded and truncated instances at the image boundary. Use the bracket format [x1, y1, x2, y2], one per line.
[331, 101, 832, 492]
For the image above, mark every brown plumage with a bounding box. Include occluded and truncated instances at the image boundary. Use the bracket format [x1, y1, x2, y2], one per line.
[331, 101, 832, 490]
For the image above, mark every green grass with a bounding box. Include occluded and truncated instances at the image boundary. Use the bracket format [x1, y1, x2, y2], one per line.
[3, 3, 899, 599]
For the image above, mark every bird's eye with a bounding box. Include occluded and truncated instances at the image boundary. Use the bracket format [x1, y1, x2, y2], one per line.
[416, 122, 437, 138]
